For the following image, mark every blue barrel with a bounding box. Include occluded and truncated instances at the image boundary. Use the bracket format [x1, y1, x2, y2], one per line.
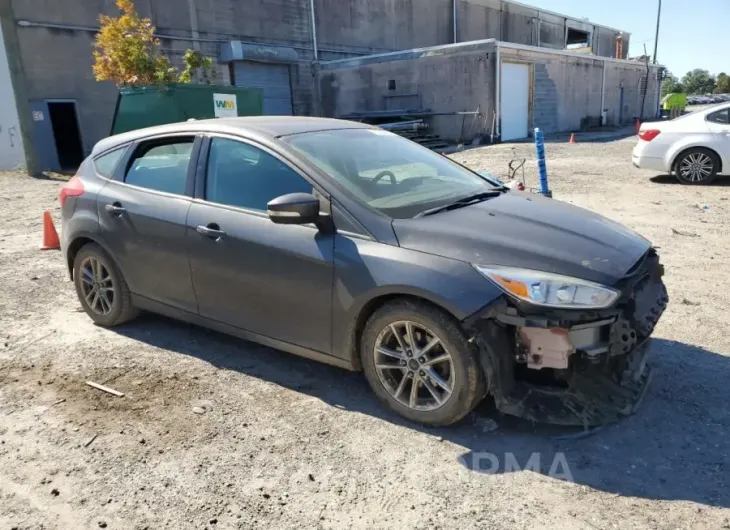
[533, 128, 552, 198]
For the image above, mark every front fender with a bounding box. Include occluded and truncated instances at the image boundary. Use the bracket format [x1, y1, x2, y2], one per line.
[330, 235, 502, 364]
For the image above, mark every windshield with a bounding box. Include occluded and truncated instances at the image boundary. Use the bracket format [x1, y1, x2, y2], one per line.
[283, 128, 496, 218]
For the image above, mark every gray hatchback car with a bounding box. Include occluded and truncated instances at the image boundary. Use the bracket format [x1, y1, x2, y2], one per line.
[60, 117, 668, 426]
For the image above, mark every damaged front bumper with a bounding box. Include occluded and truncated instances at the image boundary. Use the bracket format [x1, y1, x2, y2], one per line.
[466, 249, 668, 426]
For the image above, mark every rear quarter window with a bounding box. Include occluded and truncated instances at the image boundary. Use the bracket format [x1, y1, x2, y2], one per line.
[93, 147, 126, 178]
[706, 109, 730, 124]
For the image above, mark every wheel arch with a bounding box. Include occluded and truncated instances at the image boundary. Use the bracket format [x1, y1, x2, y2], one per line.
[344, 288, 479, 371]
[65, 234, 120, 280]
[670, 145, 723, 174]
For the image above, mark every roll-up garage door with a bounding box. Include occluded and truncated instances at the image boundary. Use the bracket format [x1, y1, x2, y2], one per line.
[233, 61, 293, 116]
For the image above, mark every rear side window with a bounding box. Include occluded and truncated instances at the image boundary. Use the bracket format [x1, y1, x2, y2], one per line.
[124, 138, 194, 195]
[707, 109, 730, 124]
[93, 147, 126, 177]
[205, 137, 312, 211]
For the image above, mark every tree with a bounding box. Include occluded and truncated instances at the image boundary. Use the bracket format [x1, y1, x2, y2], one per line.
[93, 0, 216, 87]
[681, 69, 716, 95]
[661, 73, 683, 96]
[179, 50, 217, 85]
[715, 72, 730, 94]
[93, 0, 176, 86]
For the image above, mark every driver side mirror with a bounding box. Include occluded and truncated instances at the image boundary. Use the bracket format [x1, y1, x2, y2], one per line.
[267, 193, 320, 225]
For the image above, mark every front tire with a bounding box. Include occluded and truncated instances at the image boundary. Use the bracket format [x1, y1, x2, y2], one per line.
[73, 243, 138, 327]
[674, 148, 719, 185]
[361, 300, 485, 426]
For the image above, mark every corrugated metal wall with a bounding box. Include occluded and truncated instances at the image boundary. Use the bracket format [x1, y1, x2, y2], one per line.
[233, 61, 293, 115]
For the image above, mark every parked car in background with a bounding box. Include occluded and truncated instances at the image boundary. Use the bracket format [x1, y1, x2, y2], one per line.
[633, 103, 730, 184]
[60, 117, 668, 426]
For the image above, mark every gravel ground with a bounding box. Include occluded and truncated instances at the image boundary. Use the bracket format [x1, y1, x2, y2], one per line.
[1, 137, 729, 529]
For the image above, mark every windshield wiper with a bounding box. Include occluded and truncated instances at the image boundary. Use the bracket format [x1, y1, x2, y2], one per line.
[414, 190, 503, 218]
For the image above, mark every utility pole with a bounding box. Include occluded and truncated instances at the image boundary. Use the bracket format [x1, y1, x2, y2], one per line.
[0, 0, 39, 175]
[652, 0, 662, 64]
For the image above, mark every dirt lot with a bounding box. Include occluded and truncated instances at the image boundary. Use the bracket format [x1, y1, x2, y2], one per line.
[1, 137, 729, 529]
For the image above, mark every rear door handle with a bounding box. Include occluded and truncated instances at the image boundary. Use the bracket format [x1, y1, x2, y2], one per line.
[196, 224, 226, 240]
[105, 203, 126, 216]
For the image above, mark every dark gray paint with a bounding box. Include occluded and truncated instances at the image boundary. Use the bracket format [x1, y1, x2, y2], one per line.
[394, 191, 650, 286]
[61, 117, 651, 368]
[96, 180, 198, 313]
[186, 202, 334, 353]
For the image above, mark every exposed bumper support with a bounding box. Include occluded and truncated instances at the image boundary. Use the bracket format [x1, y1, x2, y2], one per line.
[466, 249, 668, 426]
[474, 319, 654, 426]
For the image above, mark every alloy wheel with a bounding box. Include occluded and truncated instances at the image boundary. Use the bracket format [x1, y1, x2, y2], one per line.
[79, 256, 115, 316]
[679, 152, 714, 182]
[373, 320, 455, 411]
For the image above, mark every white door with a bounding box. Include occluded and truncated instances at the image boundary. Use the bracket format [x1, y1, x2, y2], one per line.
[500, 62, 530, 141]
[704, 106, 730, 169]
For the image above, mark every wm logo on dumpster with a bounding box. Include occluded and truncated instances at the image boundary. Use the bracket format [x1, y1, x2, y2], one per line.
[213, 93, 238, 117]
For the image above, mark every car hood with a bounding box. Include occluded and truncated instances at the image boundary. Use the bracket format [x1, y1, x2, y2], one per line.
[392, 192, 651, 286]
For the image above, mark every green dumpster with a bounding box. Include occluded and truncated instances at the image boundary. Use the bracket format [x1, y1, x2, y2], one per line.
[110, 83, 263, 135]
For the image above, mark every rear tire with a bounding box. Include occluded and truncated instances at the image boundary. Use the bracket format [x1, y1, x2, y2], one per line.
[361, 300, 485, 426]
[73, 243, 138, 327]
[674, 148, 719, 185]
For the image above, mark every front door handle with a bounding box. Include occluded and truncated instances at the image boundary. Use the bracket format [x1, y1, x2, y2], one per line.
[196, 224, 226, 240]
[105, 203, 126, 216]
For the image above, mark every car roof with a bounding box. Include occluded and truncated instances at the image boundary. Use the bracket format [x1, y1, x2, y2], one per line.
[93, 117, 373, 155]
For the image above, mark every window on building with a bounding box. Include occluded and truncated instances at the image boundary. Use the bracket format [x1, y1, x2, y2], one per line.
[205, 137, 312, 212]
[124, 137, 194, 195]
[93, 147, 126, 178]
[566, 28, 591, 50]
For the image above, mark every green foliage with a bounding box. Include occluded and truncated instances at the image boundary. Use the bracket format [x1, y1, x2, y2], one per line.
[715, 73, 730, 94]
[661, 73, 683, 97]
[93, 0, 175, 86]
[179, 50, 217, 85]
[93, 0, 217, 87]
[681, 69, 716, 95]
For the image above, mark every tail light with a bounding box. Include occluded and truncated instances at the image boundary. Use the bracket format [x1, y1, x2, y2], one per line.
[639, 129, 661, 142]
[59, 175, 84, 206]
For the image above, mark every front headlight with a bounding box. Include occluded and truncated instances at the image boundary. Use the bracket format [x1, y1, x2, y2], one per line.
[473, 265, 620, 309]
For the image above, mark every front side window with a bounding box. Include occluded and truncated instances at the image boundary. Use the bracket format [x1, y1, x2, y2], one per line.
[205, 137, 312, 211]
[284, 128, 496, 218]
[124, 138, 194, 195]
[94, 147, 126, 177]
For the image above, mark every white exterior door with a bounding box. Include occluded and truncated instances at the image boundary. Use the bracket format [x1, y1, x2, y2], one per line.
[500, 62, 530, 141]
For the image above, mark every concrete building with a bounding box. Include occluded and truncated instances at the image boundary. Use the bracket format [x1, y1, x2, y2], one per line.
[318, 40, 661, 142]
[5, 0, 637, 171]
[0, 22, 26, 170]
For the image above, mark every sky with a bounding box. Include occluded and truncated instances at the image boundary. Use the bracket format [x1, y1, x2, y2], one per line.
[527, 0, 729, 78]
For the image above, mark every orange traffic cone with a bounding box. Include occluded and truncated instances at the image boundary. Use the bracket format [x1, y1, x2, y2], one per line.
[40, 211, 60, 251]
[569, 133, 577, 144]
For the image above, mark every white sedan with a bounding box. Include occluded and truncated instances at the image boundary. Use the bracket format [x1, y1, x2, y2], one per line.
[632, 103, 730, 184]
